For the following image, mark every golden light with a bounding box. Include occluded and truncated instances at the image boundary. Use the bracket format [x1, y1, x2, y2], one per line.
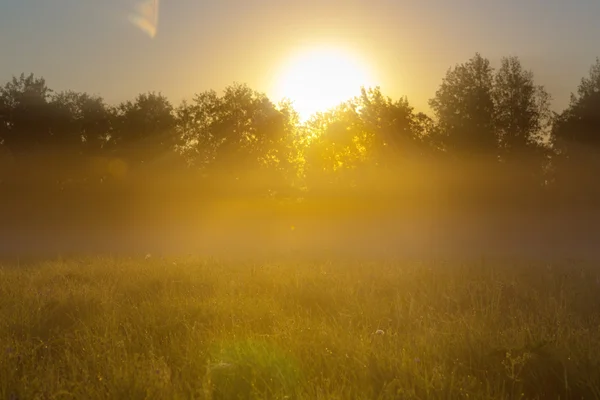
[272, 46, 377, 121]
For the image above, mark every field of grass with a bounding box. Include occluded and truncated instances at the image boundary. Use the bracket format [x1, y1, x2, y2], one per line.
[1, 256, 600, 399]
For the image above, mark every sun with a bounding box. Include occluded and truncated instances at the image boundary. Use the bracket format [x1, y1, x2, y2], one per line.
[272, 46, 376, 121]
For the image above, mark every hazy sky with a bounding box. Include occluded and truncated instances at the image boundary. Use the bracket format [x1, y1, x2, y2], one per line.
[1, 0, 599, 113]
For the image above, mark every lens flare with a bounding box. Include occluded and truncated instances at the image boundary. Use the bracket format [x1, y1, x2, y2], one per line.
[128, 0, 159, 38]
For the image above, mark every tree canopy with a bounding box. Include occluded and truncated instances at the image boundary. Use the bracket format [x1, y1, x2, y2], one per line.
[1, 53, 600, 207]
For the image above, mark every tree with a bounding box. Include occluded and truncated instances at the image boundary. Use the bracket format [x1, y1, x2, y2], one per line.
[303, 103, 368, 176]
[112, 92, 176, 164]
[263, 98, 304, 195]
[553, 58, 600, 151]
[492, 56, 552, 158]
[176, 90, 221, 168]
[49, 91, 114, 153]
[176, 83, 296, 194]
[413, 112, 442, 152]
[298, 87, 441, 197]
[551, 58, 600, 203]
[490, 56, 554, 197]
[352, 87, 436, 164]
[429, 53, 497, 156]
[0, 73, 53, 153]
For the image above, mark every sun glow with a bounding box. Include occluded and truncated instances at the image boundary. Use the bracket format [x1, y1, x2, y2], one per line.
[273, 46, 376, 121]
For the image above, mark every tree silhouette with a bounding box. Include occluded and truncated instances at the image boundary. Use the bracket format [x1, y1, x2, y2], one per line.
[175, 89, 221, 168]
[49, 91, 114, 153]
[352, 87, 431, 163]
[175, 83, 298, 196]
[1, 53, 600, 217]
[429, 53, 497, 156]
[177, 84, 291, 171]
[493, 56, 552, 158]
[491, 56, 553, 197]
[552, 58, 600, 203]
[300, 88, 444, 197]
[302, 101, 371, 192]
[0, 73, 53, 153]
[553, 58, 600, 150]
[113, 92, 176, 165]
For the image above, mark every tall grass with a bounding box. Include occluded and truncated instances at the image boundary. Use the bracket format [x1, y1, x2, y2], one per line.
[1, 257, 599, 399]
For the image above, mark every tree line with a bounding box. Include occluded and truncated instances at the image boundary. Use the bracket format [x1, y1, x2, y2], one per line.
[2, 53, 600, 213]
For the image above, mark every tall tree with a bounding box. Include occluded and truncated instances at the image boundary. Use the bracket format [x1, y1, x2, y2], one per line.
[551, 58, 600, 203]
[0, 73, 53, 153]
[492, 56, 552, 157]
[429, 53, 497, 156]
[490, 56, 553, 197]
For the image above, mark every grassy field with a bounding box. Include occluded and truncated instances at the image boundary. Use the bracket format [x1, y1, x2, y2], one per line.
[1, 256, 600, 399]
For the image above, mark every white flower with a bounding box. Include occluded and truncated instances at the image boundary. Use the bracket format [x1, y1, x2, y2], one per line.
[375, 329, 385, 336]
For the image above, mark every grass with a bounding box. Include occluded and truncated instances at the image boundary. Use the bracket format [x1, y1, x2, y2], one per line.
[1, 256, 600, 399]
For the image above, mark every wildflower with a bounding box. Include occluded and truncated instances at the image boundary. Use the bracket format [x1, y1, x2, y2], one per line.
[375, 329, 385, 336]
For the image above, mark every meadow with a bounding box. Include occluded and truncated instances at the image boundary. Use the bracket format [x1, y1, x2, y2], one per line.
[1, 256, 600, 399]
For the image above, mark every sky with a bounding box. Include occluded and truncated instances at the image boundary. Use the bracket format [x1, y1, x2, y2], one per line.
[1, 0, 600, 114]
